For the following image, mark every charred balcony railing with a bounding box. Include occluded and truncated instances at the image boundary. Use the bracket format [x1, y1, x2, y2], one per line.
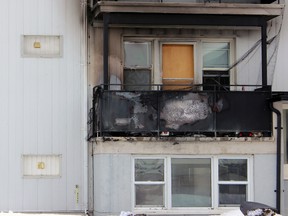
[91, 0, 280, 5]
[87, 85, 272, 139]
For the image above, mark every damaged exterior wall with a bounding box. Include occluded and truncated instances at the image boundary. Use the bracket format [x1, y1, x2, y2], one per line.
[88, 20, 281, 91]
[88, 14, 286, 215]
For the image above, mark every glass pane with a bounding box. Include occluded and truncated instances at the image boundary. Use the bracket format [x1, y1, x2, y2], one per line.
[219, 159, 247, 181]
[135, 159, 164, 181]
[171, 158, 211, 207]
[219, 184, 247, 206]
[124, 42, 151, 67]
[203, 70, 230, 91]
[124, 69, 151, 91]
[203, 42, 229, 68]
[135, 185, 164, 206]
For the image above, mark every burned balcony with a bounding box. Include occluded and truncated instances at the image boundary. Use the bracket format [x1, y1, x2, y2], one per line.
[90, 0, 280, 5]
[88, 85, 272, 139]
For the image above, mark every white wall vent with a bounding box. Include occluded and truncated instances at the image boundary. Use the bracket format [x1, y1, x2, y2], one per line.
[21, 35, 63, 58]
[22, 155, 62, 178]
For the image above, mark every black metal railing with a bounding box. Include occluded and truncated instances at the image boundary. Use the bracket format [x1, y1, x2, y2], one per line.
[91, 0, 280, 5]
[87, 84, 272, 139]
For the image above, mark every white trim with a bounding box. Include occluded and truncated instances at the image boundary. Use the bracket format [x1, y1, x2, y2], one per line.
[132, 155, 253, 213]
[201, 39, 236, 87]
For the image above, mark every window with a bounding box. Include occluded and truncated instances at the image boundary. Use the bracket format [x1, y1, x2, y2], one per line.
[133, 156, 252, 210]
[162, 44, 195, 90]
[202, 42, 230, 91]
[122, 40, 233, 91]
[134, 158, 165, 207]
[284, 110, 288, 164]
[124, 42, 152, 91]
[218, 159, 248, 206]
[171, 158, 211, 207]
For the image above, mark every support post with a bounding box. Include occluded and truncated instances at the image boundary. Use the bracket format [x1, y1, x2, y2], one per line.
[261, 22, 268, 86]
[103, 13, 109, 90]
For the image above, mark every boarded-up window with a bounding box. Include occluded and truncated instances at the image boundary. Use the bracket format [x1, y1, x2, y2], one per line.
[162, 44, 194, 90]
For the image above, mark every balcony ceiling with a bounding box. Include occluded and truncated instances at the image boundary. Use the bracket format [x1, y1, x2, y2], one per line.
[92, 1, 284, 24]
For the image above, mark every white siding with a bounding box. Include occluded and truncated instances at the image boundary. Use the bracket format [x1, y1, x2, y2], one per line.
[0, 0, 85, 212]
[273, 5, 288, 91]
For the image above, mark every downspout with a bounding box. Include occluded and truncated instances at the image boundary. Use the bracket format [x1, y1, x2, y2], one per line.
[270, 103, 281, 213]
[81, 0, 88, 213]
[103, 13, 109, 90]
[261, 22, 268, 87]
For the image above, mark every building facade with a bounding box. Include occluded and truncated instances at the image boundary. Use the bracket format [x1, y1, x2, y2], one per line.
[1, 0, 288, 216]
[87, 0, 288, 215]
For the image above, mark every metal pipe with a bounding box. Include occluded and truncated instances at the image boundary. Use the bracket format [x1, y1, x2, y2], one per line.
[103, 13, 109, 90]
[261, 22, 268, 86]
[270, 103, 282, 213]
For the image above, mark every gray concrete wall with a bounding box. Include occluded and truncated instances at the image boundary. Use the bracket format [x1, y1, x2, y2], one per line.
[284, 181, 288, 215]
[253, 154, 277, 208]
[94, 154, 132, 216]
[93, 141, 280, 216]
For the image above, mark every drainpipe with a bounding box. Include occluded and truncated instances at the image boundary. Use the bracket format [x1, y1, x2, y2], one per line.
[270, 103, 281, 213]
[261, 22, 268, 87]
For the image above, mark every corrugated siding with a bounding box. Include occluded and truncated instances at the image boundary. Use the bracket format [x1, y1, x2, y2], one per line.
[0, 0, 84, 212]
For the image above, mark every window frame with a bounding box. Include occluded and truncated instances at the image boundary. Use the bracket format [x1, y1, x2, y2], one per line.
[282, 104, 288, 164]
[160, 41, 197, 90]
[201, 39, 235, 90]
[283, 104, 288, 181]
[122, 38, 235, 90]
[132, 155, 253, 212]
[132, 156, 167, 209]
[123, 40, 154, 90]
[214, 156, 253, 208]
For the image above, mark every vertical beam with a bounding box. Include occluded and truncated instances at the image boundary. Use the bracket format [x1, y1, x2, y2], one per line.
[261, 22, 268, 86]
[103, 13, 109, 90]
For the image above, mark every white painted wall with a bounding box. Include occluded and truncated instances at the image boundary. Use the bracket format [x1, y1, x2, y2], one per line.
[273, 4, 288, 91]
[92, 151, 278, 216]
[0, 0, 86, 212]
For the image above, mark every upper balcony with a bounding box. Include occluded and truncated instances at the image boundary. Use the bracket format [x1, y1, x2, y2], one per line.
[90, 0, 284, 23]
[87, 84, 272, 139]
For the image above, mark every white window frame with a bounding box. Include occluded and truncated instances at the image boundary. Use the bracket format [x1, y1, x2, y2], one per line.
[132, 156, 167, 210]
[132, 155, 253, 213]
[214, 156, 253, 209]
[122, 39, 154, 90]
[282, 104, 288, 180]
[283, 104, 288, 164]
[201, 39, 236, 88]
